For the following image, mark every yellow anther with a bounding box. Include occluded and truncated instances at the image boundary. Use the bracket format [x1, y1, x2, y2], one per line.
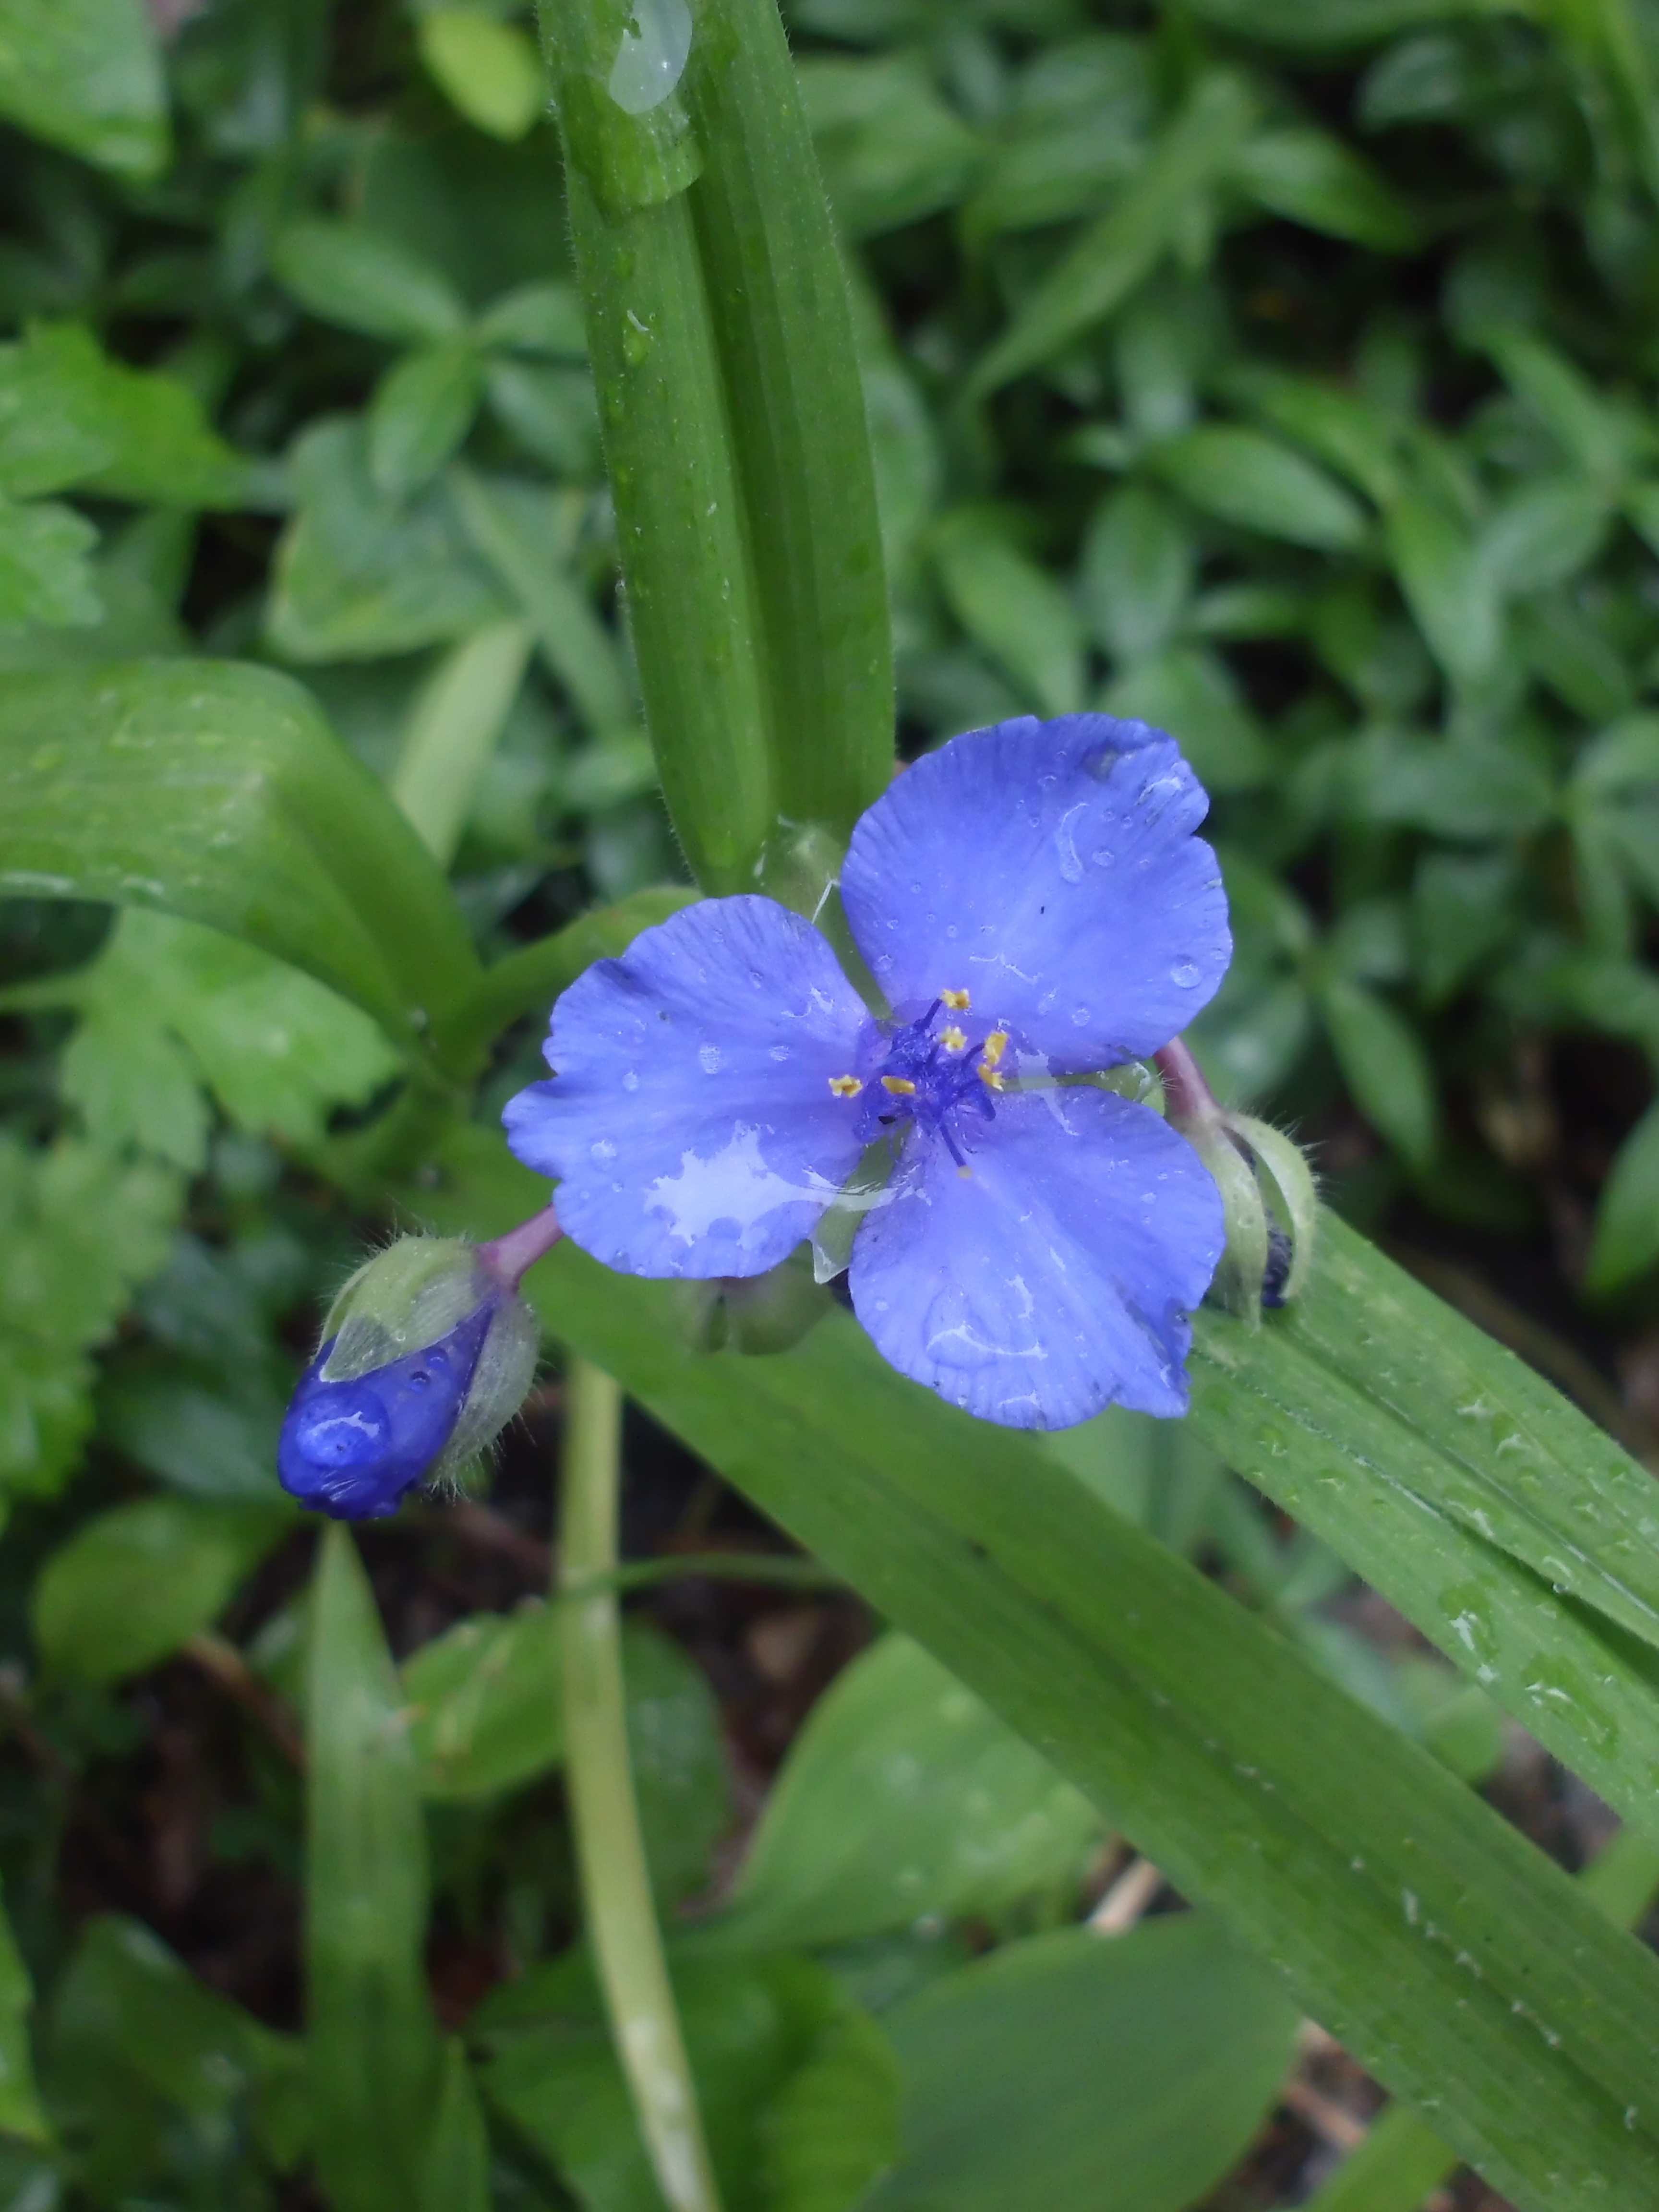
[940, 1025, 968, 1053]
[828, 1074, 863, 1098]
[940, 987, 971, 1010]
[981, 1030, 1009, 1068]
[880, 1074, 917, 1096]
[978, 1066, 1005, 1091]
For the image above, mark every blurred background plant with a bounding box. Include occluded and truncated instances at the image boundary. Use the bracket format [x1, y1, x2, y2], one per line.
[1, 0, 1659, 2206]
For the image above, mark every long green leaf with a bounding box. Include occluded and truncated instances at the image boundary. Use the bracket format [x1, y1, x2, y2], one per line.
[538, 0, 773, 894]
[0, 659, 480, 1049]
[684, 0, 894, 844]
[420, 1131, 1659, 2212]
[305, 1525, 441, 2212]
[1230, 1214, 1659, 1649]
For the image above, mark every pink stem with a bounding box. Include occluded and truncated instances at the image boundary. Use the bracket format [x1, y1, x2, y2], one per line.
[477, 1205, 564, 1290]
[1153, 1037, 1221, 1128]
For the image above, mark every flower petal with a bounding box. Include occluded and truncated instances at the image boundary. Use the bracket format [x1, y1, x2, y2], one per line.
[841, 714, 1230, 1068]
[847, 1086, 1224, 1428]
[503, 896, 871, 1279]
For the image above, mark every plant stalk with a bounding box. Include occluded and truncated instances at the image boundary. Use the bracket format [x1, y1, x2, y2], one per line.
[557, 1357, 724, 2212]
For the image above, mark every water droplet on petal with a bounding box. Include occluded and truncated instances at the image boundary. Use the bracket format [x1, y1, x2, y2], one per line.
[1070, 1005, 1091, 1026]
[622, 1070, 640, 1091]
[591, 1138, 618, 1162]
[769, 1045, 790, 1061]
[698, 1044, 722, 1073]
[1171, 959, 1201, 988]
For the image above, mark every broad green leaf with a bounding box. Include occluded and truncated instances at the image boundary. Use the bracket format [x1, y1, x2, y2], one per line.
[1573, 710, 1659, 797]
[1101, 644, 1273, 792]
[50, 1915, 305, 2192]
[476, 279, 587, 359]
[868, 1917, 1297, 2212]
[1150, 424, 1369, 549]
[390, 619, 533, 867]
[0, 1881, 47, 2145]
[482, 356, 600, 472]
[1478, 475, 1614, 596]
[1183, 0, 1501, 48]
[478, 1947, 869, 2212]
[99, 1372, 287, 1504]
[271, 221, 469, 344]
[32, 1495, 288, 1683]
[0, 498, 98, 629]
[0, 0, 167, 177]
[0, 1134, 179, 1497]
[449, 468, 632, 730]
[0, 325, 245, 508]
[714, 1633, 1101, 1951]
[1319, 977, 1439, 1164]
[759, 2004, 900, 2212]
[798, 53, 983, 238]
[930, 510, 1085, 718]
[1411, 850, 1516, 1004]
[1485, 327, 1632, 485]
[1384, 491, 1503, 691]
[368, 340, 485, 497]
[0, 657, 481, 1048]
[1345, 728, 1554, 839]
[267, 419, 507, 662]
[626, 1618, 732, 1909]
[34, 907, 404, 1170]
[1078, 482, 1194, 665]
[971, 73, 1257, 397]
[963, 35, 1154, 240]
[1234, 128, 1419, 250]
[416, 8, 544, 141]
[1585, 1098, 1659, 1291]
[305, 1526, 441, 2212]
[416, 1132, 1659, 2212]
[404, 1601, 565, 1802]
[1223, 363, 1400, 505]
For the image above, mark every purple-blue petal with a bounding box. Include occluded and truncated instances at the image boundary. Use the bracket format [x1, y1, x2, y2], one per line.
[279, 1300, 495, 1520]
[503, 896, 872, 1279]
[847, 1086, 1224, 1429]
[840, 714, 1231, 1069]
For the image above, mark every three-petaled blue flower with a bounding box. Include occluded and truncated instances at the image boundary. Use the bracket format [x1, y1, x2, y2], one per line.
[504, 713, 1231, 1430]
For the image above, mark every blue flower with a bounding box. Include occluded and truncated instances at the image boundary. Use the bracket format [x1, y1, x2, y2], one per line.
[503, 714, 1231, 1429]
[279, 1238, 539, 1518]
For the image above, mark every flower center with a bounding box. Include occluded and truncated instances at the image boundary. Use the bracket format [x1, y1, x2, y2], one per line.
[827, 991, 1010, 1170]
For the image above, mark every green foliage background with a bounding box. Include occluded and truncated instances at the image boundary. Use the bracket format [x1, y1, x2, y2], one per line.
[2, 0, 1659, 2207]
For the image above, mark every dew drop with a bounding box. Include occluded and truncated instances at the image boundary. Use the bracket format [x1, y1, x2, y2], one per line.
[697, 1044, 722, 1073]
[590, 1138, 617, 1162]
[1070, 1005, 1091, 1026]
[1171, 958, 1201, 988]
[622, 1070, 640, 1091]
[768, 1045, 790, 1061]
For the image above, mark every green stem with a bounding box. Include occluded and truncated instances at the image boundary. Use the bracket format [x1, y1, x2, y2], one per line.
[1305, 1825, 1659, 2212]
[557, 1358, 725, 2212]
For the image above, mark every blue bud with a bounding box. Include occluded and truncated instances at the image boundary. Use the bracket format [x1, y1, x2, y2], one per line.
[278, 1237, 539, 1521]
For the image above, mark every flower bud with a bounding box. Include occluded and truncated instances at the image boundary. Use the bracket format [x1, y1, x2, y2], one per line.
[673, 1246, 838, 1356]
[1155, 1042, 1317, 1325]
[279, 1236, 539, 1520]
